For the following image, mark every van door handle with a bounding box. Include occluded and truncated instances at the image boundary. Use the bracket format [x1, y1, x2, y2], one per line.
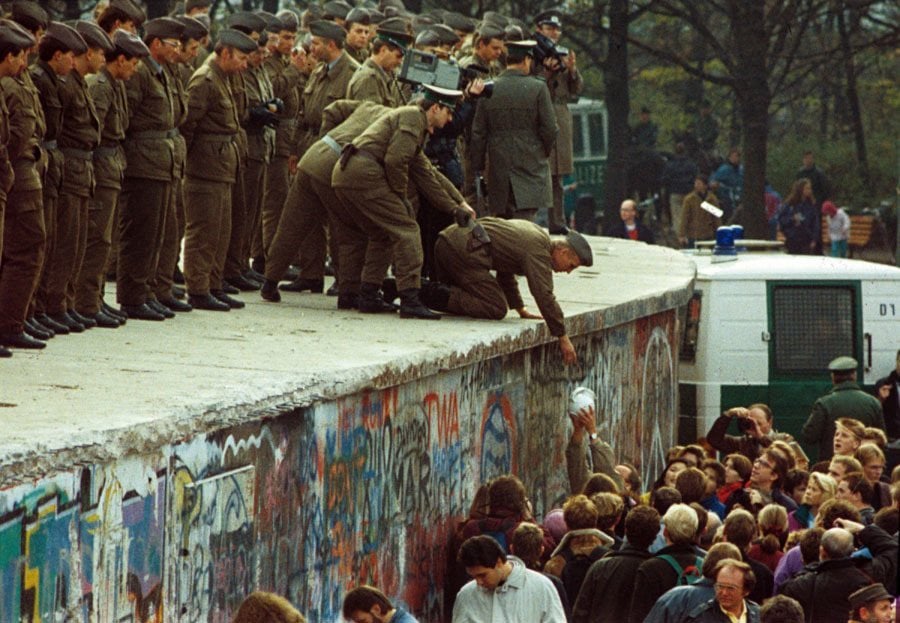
[865, 332, 872, 371]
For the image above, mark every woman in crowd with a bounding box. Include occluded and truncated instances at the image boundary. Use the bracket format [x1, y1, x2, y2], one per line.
[855, 443, 892, 510]
[748, 503, 788, 572]
[641, 458, 689, 504]
[778, 178, 819, 254]
[787, 472, 836, 532]
[717, 453, 751, 504]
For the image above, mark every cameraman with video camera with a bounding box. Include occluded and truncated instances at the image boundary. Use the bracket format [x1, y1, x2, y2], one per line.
[532, 11, 583, 234]
[707, 404, 792, 461]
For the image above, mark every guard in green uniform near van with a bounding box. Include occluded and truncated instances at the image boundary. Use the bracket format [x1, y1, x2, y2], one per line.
[801, 356, 886, 461]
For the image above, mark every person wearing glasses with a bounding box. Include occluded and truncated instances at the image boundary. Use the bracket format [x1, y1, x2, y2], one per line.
[680, 560, 761, 623]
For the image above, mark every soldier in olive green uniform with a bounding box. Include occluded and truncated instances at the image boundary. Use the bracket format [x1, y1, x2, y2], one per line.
[345, 28, 409, 106]
[0, 21, 37, 354]
[470, 40, 558, 221]
[281, 20, 359, 294]
[343, 7, 371, 65]
[181, 29, 257, 312]
[262, 99, 391, 309]
[533, 12, 583, 233]
[802, 357, 887, 461]
[48, 22, 105, 331]
[74, 31, 147, 328]
[29, 22, 87, 334]
[332, 86, 475, 319]
[430, 217, 592, 365]
[118, 18, 181, 321]
[256, 10, 305, 270]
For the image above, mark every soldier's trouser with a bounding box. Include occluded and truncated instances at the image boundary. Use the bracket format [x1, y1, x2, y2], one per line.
[239, 157, 266, 274]
[183, 177, 232, 295]
[74, 185, 118, 315]
[548, 174, 565, 231]
[153, 176, 180, 302]
[117, 177, 170, 306]
[259, 154, 289, 258]
[0, 190, 45, 334]
[32, 193, 57, 316]
[224, 161, 247, 280]
[334, 184, 422, 292]
[45, 191, 87, 315]
[433, 236, 507, 320]
[325, 178, 387, 297]
[264, 168, 320, 283]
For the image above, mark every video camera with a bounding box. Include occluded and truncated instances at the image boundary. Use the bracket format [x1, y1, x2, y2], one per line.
[532, 31, 569, 71]
[398, 49, 493, 98]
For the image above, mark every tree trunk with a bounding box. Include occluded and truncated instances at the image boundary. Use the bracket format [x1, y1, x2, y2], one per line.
[730, 0, 769, 238]
[836, 5, 870, 188]
[602, 0, 629, 233]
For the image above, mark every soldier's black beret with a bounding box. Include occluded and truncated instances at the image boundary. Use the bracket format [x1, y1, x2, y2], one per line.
[565, 229, 594, 267]
[276, 10, 299, 33]
[367, 8, 386, 24]
[217, 28, 257, 54]
[44, 21, 88, 54]
[255, 11, 284, 34]
[443, 12, 475, 34]
[111, 28, 149, 58]
[185, 0, 211, 11]
[503, 25, 525, 42]
[227, 11, 266, 35]
[482, 12, 508, 28]
[308, 20, 347, 43]
[476, 23, 505, 41]
[323, 1, 353, 21]
[0, 19, 36, 51]
[414, 29, 440, 48]
[378, 17, 410, 34]
[345, 8, 371, 26]
[10, 1, 49, 32]
[427, 24, 460, 46]
[99, 0, 146, 27]
[174, 16, 208, 41]
[380, 0, 407, 11]
[143, 17, 184, 42]
[75, 20, 114, 52]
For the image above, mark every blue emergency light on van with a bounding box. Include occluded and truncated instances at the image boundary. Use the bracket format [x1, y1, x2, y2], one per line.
[713, 226, 737, 255]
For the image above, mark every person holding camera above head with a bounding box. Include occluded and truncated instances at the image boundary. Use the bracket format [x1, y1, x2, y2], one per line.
[532, 10, 582, 235]
[707, 404, 793, 462]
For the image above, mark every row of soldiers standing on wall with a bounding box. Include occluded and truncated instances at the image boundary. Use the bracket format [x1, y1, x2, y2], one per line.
[0, 0, 589, 357]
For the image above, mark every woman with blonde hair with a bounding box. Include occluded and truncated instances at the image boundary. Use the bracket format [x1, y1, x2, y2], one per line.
[855, 443, 892, 510]
[787, 472, 836, 532]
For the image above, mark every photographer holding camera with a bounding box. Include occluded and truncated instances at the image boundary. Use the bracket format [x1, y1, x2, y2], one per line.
[532, 11, 583, 234]
[707, 404, 792, 461]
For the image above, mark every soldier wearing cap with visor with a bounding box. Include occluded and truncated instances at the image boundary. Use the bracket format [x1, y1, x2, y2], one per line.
[115, 17, 181, 321]
[471, 39, 558, 221]
[346, 27, 410, 106]
[73, 29, 148, 330]
[180, 28, 257, 313]
[344, 7, 371, 64]
[332, 85, 476, 320]
[802, 356, 886, 461]
[426, 218, 591, 364]
[48, 21, 105, 333]
[0, 19, 40, 356]
[280, 19, 359, 295]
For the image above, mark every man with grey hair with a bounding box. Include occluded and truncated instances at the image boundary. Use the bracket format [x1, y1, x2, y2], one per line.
[780, 519, 897, 623]
[681, 560, 760, 622]
[628, 504, 704, 623]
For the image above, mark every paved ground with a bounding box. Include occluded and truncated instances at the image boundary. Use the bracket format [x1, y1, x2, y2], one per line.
[0, 237, 696, 484]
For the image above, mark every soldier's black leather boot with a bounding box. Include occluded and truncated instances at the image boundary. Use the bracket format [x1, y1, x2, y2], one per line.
[260, 279, 281, 302]
[398, 288, 441, 320]
[358, 283, 399, 314]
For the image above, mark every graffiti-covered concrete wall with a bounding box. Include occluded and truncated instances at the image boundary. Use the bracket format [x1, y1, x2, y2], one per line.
[0, 309, 679, 623]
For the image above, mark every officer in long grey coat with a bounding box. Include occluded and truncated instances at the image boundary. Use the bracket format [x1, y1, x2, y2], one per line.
[470, 39, 558, 221]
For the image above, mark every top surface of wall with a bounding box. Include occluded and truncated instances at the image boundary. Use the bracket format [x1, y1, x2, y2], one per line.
[0, 236, 695, 486]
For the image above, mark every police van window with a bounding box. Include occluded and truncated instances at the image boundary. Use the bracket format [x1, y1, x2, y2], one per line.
[771, 285, 856, 373]
[572, 113, 585, 158]
[588, 113, 606, 157]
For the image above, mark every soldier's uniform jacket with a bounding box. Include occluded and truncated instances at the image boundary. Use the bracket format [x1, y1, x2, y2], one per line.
[438, 217, 567, 336]
[346, 58, 404, 107]
[544, 67, 583, 175]
[226, 69, 249, 162]
[124, 56, 176, 181]
[335, 105, 463, 213]
[458, 52, 500, 79]
[87, 66, 128, 190]
[292, 50, 359, 158]
[0, 89, 13, 197]
[470, 68, 558, 212]
[244, 63, 275, 163]
[58, 70, 100, 196]
[181, 60, 241, 184]
[347, 44, 369, 65]
[164, 61, 189, 180]
[263, 52, 304, 158]
[29, 61, 65, 198]
[303, 99, 388, 184]
[1, 71, 46, 193]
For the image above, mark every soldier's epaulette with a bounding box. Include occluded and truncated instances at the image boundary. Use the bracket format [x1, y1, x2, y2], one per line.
[31, 65, 45, 78]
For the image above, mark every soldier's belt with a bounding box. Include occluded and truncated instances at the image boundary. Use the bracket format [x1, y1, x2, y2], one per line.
[60, 147, 93, 160]
[129, 129, 180, 140]
[94, 146, 119, 159]
[40, 140, 58, 150]
[321, 134, 341, 154]
[194, 134, 238, 143]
